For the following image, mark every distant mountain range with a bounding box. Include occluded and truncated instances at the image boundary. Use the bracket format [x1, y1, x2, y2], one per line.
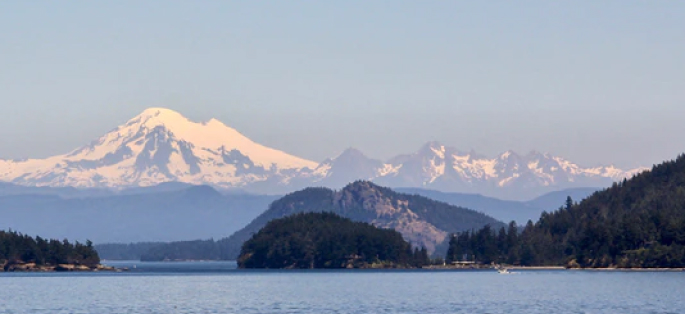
[395, 187, 599, 224]
[0, 108, 645, 200]
[0, 185, 278, 244]
[0, 181, 599, 248]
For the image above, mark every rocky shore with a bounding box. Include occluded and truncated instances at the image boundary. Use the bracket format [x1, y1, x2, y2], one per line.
[1, 261, 121, 272]
[422, 263, 493, 270]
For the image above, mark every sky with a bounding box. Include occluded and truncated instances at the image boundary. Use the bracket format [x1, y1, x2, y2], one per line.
[0, 1, 683, 169]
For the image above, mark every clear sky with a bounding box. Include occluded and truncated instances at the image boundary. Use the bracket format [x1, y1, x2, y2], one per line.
[1, 1, 683, 168]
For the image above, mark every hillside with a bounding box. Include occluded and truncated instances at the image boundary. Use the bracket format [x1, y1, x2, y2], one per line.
[447, 154, 685, 268]
[213, 181, 503, 260]
[238, 212, 428, 269]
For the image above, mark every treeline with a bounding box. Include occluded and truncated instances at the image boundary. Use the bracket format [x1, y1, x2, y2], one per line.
[96, 240, 223, 262]
[141, 240, 220, 261]
[0, 230, 100, 266]
[95, 242, 165, 260]
[238, 212, 430, 269]
[447, 154, 685, 268]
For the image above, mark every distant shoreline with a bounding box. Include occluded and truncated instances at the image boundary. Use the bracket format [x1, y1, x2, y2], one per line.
[96, 260, 685, 272]
[2, 262, 123, 272]
[422, 264, 685, 271]
[509, 266, 685, 271]
[568, 267, 685, 272]
[507, 266, 565, 270]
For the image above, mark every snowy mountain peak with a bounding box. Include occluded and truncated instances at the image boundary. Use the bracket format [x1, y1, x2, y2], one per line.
[137, 107, 185, 120]
[499, 150, 518, 160]
[2, 108, 318, 189]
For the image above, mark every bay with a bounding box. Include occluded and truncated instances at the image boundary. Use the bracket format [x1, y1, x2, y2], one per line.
[1, 261, 683, 314]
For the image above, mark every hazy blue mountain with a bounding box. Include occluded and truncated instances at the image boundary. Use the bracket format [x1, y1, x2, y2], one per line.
[312, 148, 385, 189]
[117, 182, 196, 195]
[524, 187, 600, 211]
[0, 185, 278, 244]
[0, 182, 113, 198]
[395, 188, 538, 224]
[395, 187, 600, 224]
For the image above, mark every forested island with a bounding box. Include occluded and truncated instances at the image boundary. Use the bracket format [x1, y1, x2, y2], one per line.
[1, 230, 110, 271]
[447, 155, 685, 268]
[238, 212, 430, 269]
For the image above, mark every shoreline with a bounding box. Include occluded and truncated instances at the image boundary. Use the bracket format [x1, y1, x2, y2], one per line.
[78, 260, 685, 272]
[568, 267, 685, 272]
[507, 266, 566, 270]
[2, 262, 124, 272]
[422, 264, 684, 271]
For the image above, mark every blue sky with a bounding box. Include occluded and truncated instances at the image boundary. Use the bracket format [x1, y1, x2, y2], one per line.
[1, 1, 683, 168]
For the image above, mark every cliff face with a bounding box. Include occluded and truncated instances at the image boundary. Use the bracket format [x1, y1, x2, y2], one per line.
[335, 182, 449, 253]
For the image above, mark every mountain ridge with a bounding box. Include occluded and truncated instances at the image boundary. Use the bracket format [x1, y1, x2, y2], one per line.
[0, 108, 646, 199]
[0, 185, 279, 244]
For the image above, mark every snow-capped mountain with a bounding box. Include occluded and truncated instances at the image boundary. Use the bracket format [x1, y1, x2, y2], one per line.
[311, 148, 386, 188]
[0, 108, 647, 199]
[0, 108, 317, 189]
[317, 142, 646, 200]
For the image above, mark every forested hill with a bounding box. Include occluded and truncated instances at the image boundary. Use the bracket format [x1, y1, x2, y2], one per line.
[1, 230, 100, 270]
[217, 181, 503, 260]
[238, 212, 429, 269]
[447, 154, 685, 268]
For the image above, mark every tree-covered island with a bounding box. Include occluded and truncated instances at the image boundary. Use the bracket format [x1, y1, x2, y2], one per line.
[1, 230, 113, 272]
[238, 212, 430, 269]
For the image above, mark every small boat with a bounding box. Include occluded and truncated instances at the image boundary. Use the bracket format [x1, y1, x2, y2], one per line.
[496, 266, 510, 274]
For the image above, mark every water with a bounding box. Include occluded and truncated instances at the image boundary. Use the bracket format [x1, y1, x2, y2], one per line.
[2, 261, 684, 314]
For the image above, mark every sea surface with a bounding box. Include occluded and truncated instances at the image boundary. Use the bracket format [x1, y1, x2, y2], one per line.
[2, 261, 684, 314]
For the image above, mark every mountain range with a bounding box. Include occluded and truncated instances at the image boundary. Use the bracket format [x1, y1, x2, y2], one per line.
[395, 187, 599, 224]
[0, 186, 278, 244]
[0, 108, 645, 200]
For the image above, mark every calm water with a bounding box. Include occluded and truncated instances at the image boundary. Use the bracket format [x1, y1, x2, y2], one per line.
[2, 261, 684, 314]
